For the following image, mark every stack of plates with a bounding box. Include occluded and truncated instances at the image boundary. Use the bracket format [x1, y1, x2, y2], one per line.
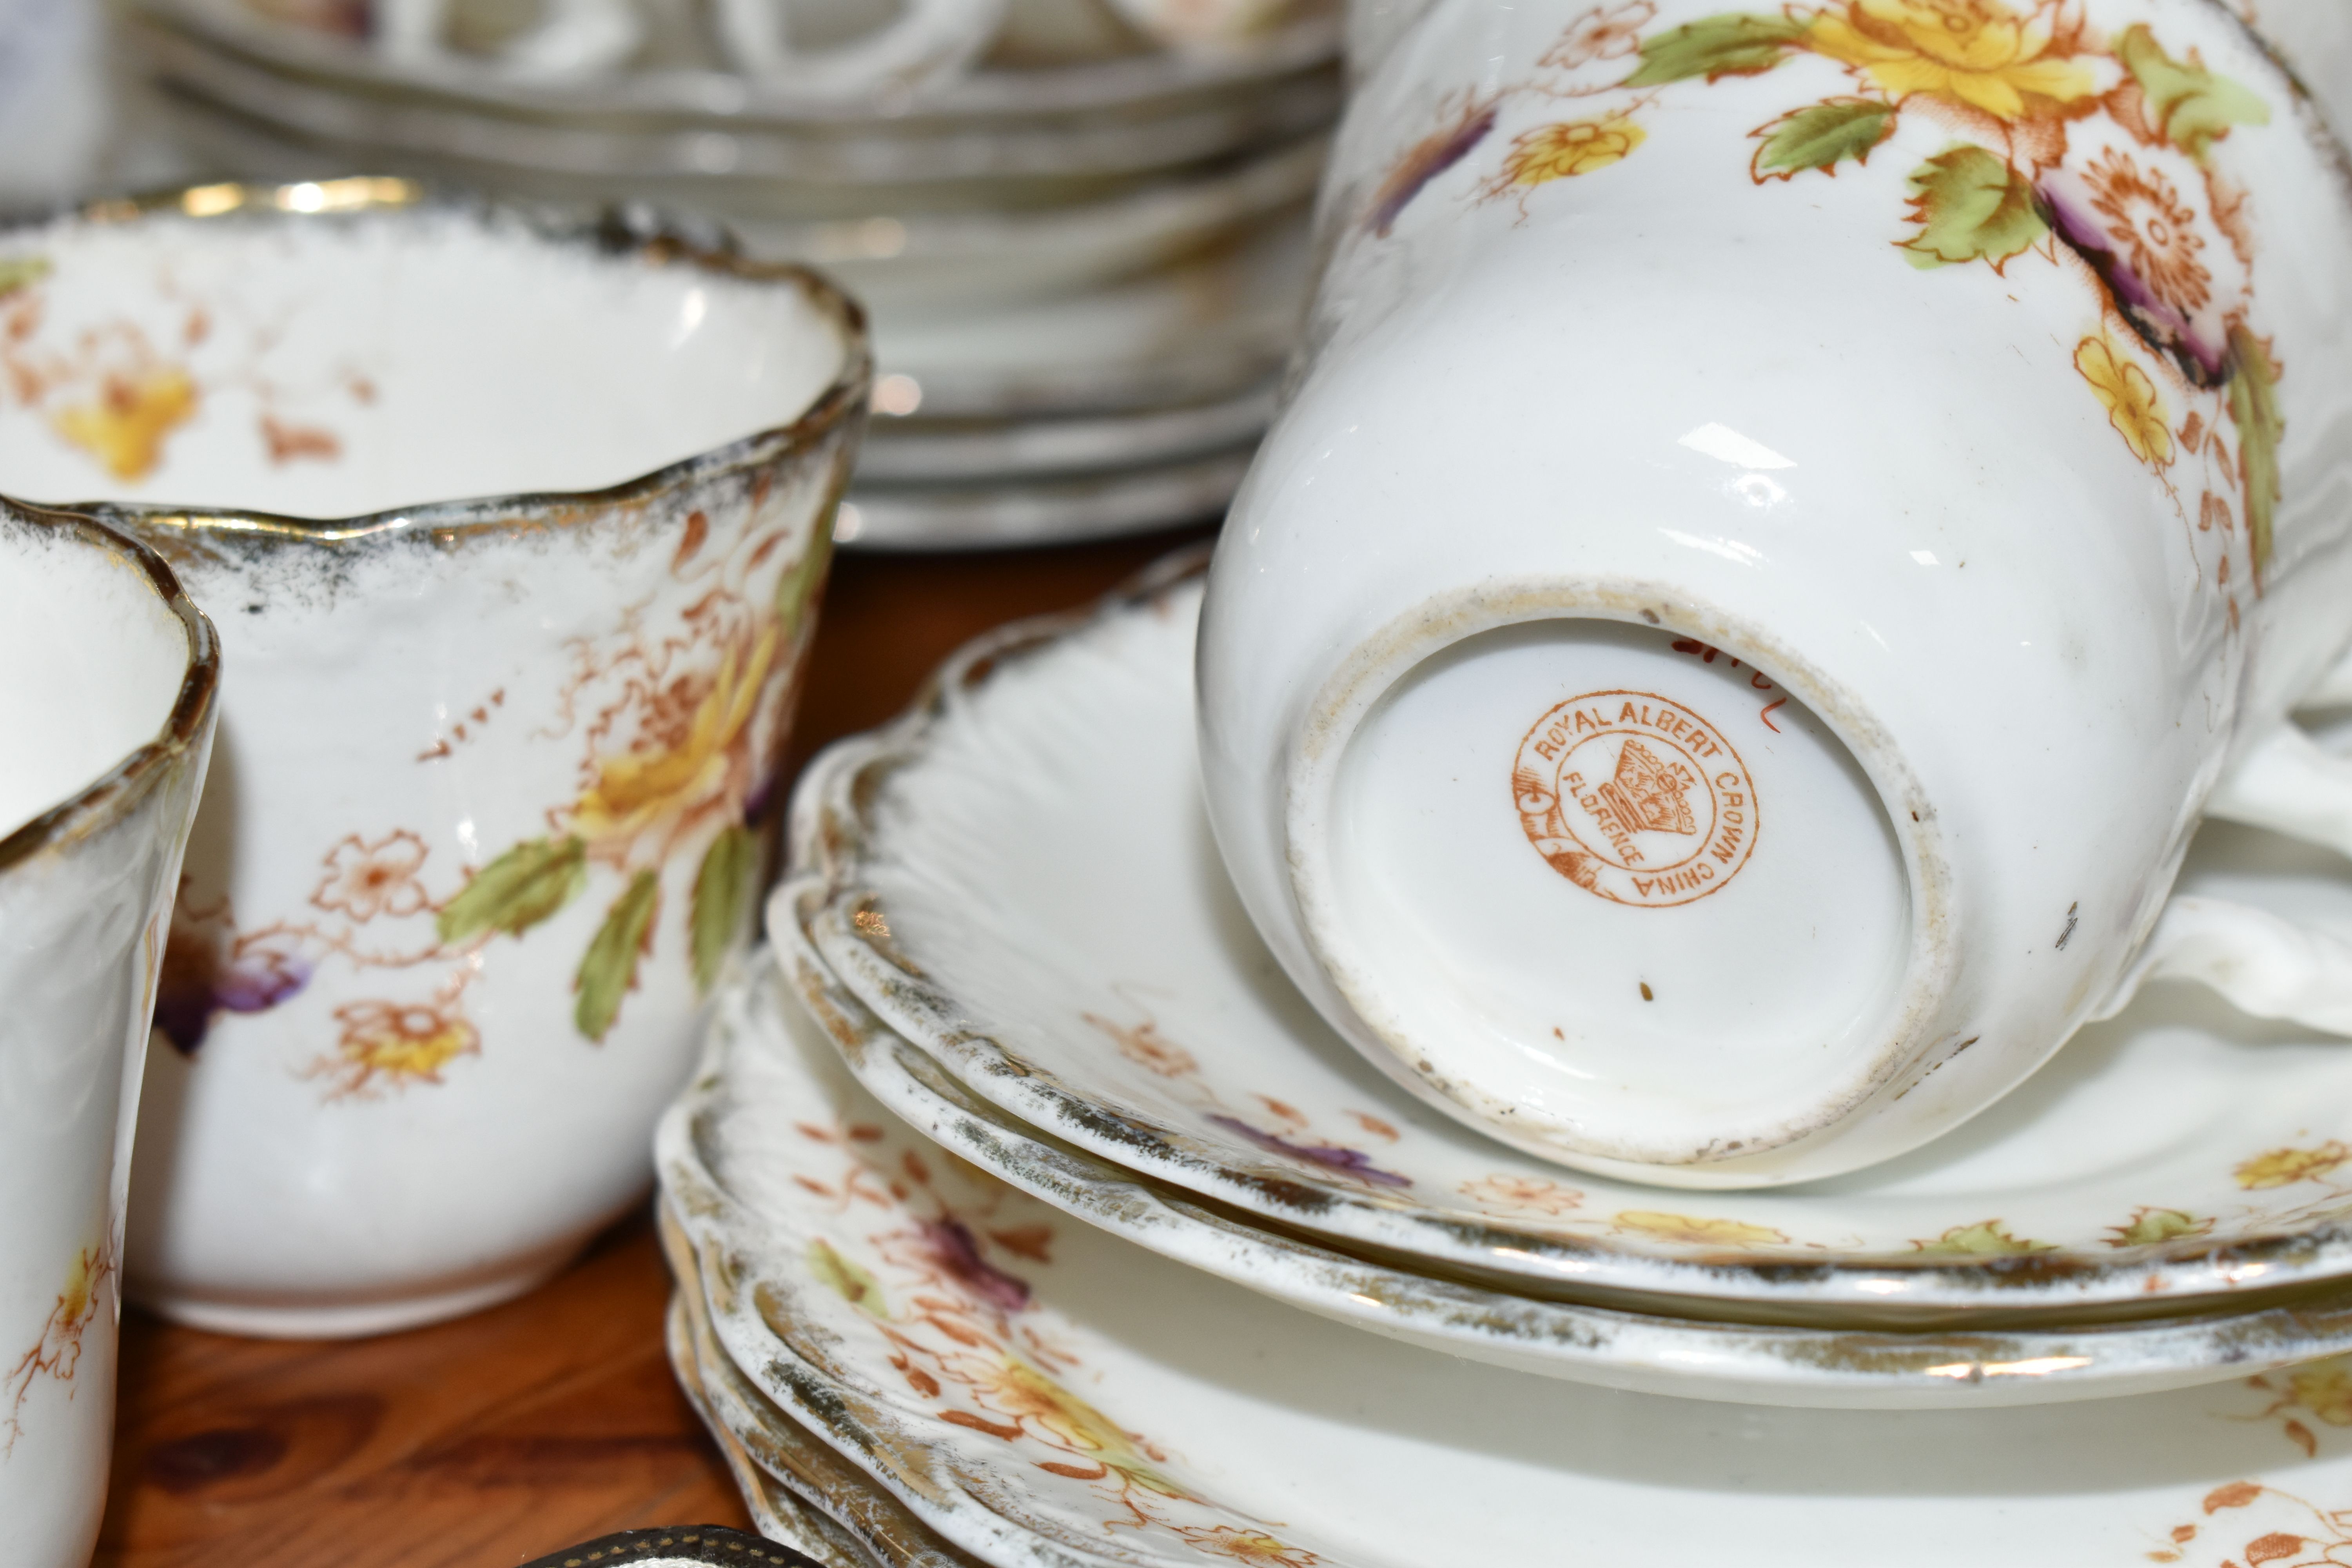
[836, 210, 1305, 548]
[126, 0, 1334, 547]
[662, 551, 2352, 1566]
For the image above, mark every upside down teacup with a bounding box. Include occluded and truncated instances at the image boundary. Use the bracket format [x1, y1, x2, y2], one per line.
[0, 179, 869, 1334]
[0, 501, 217, 1565]
[1199, 0, 2352, 1188]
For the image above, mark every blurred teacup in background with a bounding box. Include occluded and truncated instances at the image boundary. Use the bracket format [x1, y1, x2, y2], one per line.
[0, 502, 216, 1564]
[1202, 0, 2352, 1188]
[0, 178, 868, 1334]
[126, 0, 1342, 549]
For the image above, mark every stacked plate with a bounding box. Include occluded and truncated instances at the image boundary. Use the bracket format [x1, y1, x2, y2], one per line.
[125, 0, 1333, 546]
[662, 550, 2352, 1567]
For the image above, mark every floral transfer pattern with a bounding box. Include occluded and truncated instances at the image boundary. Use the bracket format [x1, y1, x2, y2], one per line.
[2146, 1477, 2352, 1567]
[1085, 1011, 1414, 1190]
[1036, 1009, 2352, 1267]
[760, 1111, 1318, 1564]
[4, 1243, 108, 1458]
[1363, 0, 2287, 589]
[154, 504, 831, 1098]
[704, 957, 2352, 1568]
[2241, 1355, 2352, 1459]
[0, 253, 358, 483]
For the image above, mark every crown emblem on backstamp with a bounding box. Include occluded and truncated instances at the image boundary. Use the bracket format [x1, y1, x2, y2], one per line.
[1513, 690, 1758, 908]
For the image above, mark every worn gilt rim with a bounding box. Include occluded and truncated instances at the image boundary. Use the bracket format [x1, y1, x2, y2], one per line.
[763, 877, 2352, 1403]
[781, 547, 2352, 1319]
[11, 176, 872, 548]
[0, 499, 222, 874]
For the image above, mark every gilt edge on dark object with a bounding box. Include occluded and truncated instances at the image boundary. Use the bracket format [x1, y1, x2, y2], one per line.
[520, 1526, 820, 1568]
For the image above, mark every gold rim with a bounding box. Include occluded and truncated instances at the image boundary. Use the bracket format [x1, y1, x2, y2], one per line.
[24, 176, 873, 547]
[0, 498, 223, 873]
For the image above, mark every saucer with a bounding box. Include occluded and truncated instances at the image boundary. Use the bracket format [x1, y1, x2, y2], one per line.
[658, 956, 2352, 1568]
[860, 212, 1307, 421]
[142, 0, 1341, 126]
[852, 386, 1275, 486]
[795, 554, 2352, 1322]
[837, 450, 1250, 550]
[665, 1203, 976, 1568]
[775, 894, 2352, 1404]
[142, 32, 1340, 202]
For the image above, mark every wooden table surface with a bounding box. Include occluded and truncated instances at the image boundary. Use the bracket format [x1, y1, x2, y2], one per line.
[95, 525, 1211, 1568]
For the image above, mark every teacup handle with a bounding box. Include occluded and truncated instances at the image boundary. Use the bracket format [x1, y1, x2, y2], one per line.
[2205, 638, 2352, 856]
[710, 0, 1005, 99]
[376, 0, 643, 80]
[2102, 895, 2352, 1034]
[2306, 640, 2352, 709]
[2099, 654, 2352, 1033]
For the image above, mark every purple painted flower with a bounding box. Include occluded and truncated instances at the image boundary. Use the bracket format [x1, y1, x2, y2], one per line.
[153, 918, 310, 1056]
[1365, 103, 1500, 238]
[918, 1218, 1032, 1312]
[1206, 1114, 1413, 1189]
[2040, 129, 2248, 388]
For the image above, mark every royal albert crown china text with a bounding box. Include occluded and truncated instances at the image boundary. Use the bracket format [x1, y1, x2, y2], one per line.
[0, 502, 218, 1567]
[794, 561, 2352, 1328]
[662, 948, 2352, 1568]
[1197, 0, 2352, 1186]
[0, 178, 869, 1336]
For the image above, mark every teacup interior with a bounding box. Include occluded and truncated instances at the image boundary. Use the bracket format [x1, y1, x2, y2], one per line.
[0, 205, 850, 519]
[1328, 617, 1911, 1156]
[0, 515, 190, 840]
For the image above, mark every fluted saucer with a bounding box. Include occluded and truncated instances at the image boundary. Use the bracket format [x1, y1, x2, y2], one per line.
[794, 553, 2352, 1326]
[658, 953, 2352, 1568]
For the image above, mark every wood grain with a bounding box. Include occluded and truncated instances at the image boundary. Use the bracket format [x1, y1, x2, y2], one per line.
[96, 525, 1213, 1568]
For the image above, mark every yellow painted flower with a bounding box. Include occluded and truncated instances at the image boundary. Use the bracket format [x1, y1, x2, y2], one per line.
[1180, 1526, 1321, 1566]
[2075, 335, 2173, 468]
[54, 1248, 100, 1334]
[1614, 1210, 1786, 1247]
[323, 1000, 479, 1092]
[53, 367, 197, 481]
[573, 622, 778, 856]
[2, 1244, 108, 1454]
[980, 1356, 1129, 1455]
[2289, 1357, 2352, 1426]
[1497, 114, 1647, 189]
[2237, 1142, 2352, 1189]
[962, 1355, 1192, 1499]
[1809, 0, 2098, 120]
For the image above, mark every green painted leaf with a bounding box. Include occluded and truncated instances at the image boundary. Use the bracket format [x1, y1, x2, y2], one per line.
[1899, 147, 2048, 270]
[574, 869, 660, 1042]
[690, 824, 758, 995]
[807, 1238, 887, 1317]
[1751, 98, 1896, 181]
[2119, 24, 2269, 159]
[0, 254, 51, 297]
[2227, 323, 2284, 575]
[1913, 1220, 2054, 1256]
[1623, 13, 1806, 86]
[775, 523, 835, 643]
[436, 835, 587, 944]
[2110, 1208, 2211, 1247]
